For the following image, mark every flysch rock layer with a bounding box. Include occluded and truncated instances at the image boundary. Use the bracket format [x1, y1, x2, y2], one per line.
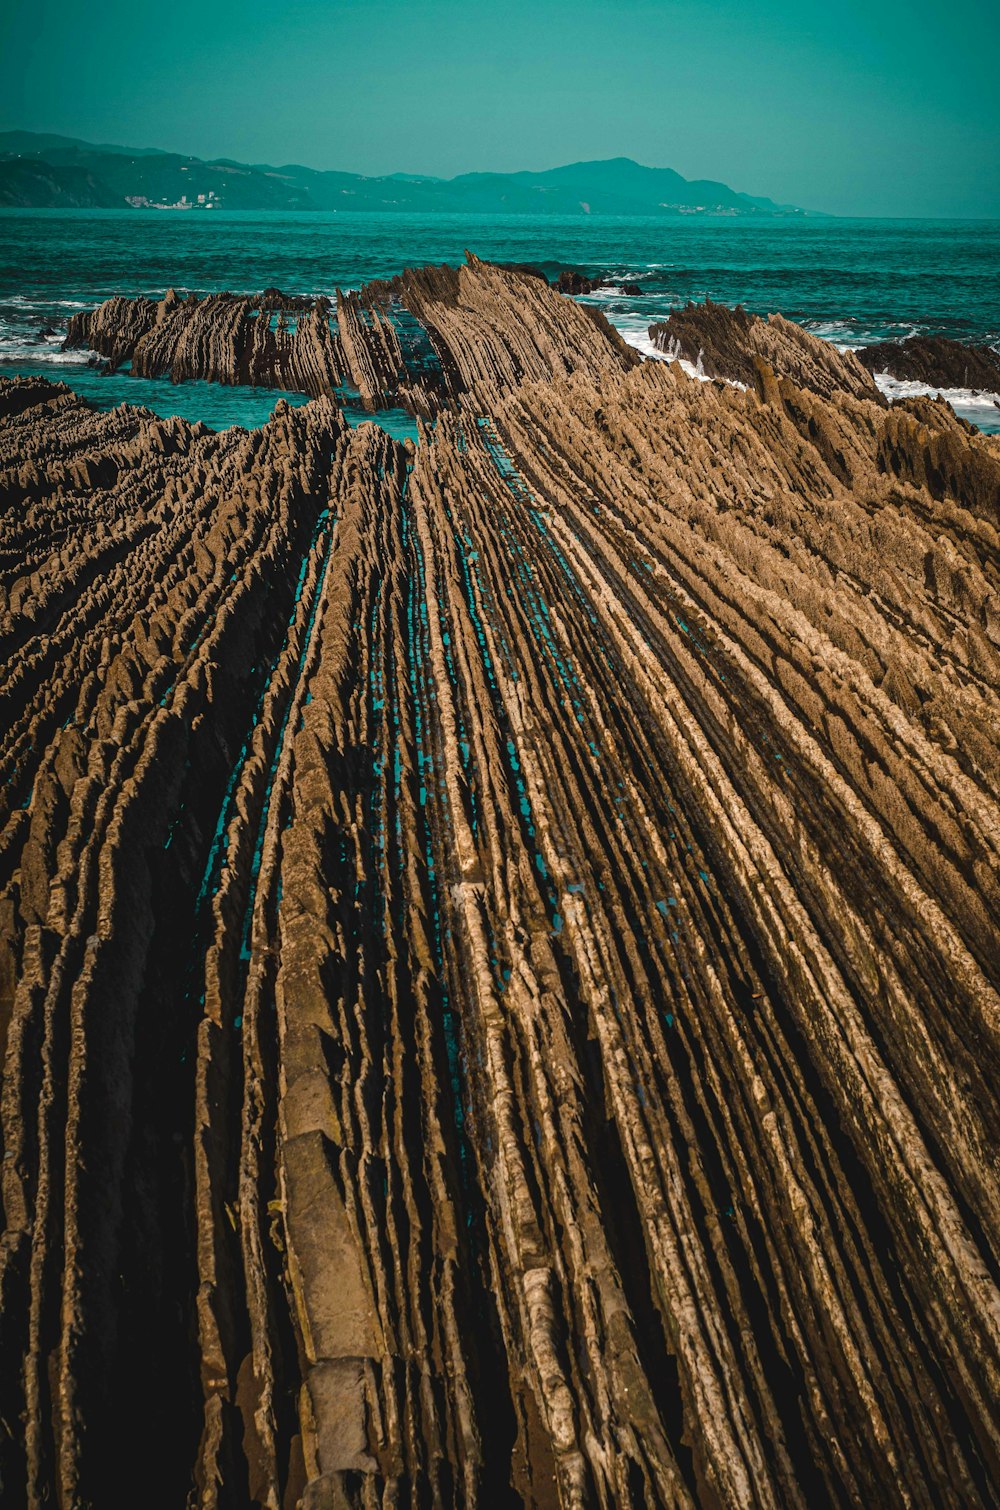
[64, 286, 434, 415]
[648, 298, 881, 401]
[855, 334, 1000, 392]
[64, 255, 638, 418]
[2, 254, 1000, 1510]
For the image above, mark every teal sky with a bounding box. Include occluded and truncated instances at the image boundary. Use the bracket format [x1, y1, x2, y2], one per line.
[1, 0, 997, 217]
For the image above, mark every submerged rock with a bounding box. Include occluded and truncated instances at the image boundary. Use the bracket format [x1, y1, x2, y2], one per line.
[557, 267, 601, 295]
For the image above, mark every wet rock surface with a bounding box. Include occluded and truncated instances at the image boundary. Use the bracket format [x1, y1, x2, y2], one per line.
[856, 332, 1000, 390]
[556, 268, 601, 295]
[3, 257, 1000, 1509]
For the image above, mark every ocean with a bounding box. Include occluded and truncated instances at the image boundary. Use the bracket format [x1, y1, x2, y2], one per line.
[2, 208, 998, 432]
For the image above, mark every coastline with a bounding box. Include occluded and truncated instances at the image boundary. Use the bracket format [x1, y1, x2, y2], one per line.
[2, 208, 998, 432]
[2, 252, 998, 1503]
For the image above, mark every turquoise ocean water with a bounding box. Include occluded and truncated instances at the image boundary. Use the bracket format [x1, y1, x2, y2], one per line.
[1, 209, 998, 432]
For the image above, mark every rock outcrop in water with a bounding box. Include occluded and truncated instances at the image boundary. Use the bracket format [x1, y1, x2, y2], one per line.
[3, 257, 1000, 1509]
[554, 271, 645, 298]
[649, 298, 880, 400]
[386, 254, 640, 398]
[557, 269, 601, 295]
[64, 287, 439, 415]
[63, 256, 637, 416]
[856, 332, 1000, 390]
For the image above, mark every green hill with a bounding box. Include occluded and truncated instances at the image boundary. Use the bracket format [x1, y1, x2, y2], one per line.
[0, 131, 816, 215]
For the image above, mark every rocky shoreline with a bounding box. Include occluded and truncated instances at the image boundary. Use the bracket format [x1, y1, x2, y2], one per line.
[854, 332, 1000, 390]
[650, 298, 1000, 402]
[2, 256, 999, 1508]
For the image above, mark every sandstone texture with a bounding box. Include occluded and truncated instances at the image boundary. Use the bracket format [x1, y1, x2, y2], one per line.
[649, 298, 881, 399]
[3, 258, 1000, 1508]
[65, 286, 439, 415]
[63, 256, 637, 420]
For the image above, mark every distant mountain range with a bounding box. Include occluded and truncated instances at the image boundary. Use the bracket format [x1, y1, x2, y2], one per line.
[0, 131, 817, 216]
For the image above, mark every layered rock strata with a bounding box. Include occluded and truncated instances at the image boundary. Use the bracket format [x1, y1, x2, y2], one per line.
[3, 263, 1000, 1509]
[389, 254, 640, 399]
[65, 256, 639, 415]
[64, 287, 440, 415]
[649, 298, 880, 400]
[856, 333, 1000, 391]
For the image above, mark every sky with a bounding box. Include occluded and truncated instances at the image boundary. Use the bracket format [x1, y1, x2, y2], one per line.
[1, 0, 997, 217]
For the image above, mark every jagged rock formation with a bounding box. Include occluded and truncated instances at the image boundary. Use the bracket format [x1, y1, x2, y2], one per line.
[388, 254, 640, 399]
[63, 256, 637, 415]
[649, 298, 880, 400]
[64, 287, 438, 415]
[856, 332, 1000, 390]
[557, 269, 600, 295]
[3, 259, 1000, 1510]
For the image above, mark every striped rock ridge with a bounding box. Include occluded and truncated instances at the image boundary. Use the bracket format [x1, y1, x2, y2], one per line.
[648, 297, 880, 401]
[64, 286, 437, 414]
[2, 256, 999, 1510]
[63, 254, 639, 417]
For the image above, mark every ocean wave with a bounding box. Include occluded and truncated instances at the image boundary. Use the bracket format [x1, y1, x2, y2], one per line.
[0, 339, 96, 368]
[872, 372, 1000, 430]
[804, 319, 924, 348]
[0, 295, 94, 312]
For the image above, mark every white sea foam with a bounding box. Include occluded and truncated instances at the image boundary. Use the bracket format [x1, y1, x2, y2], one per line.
[617, 324, 748, 389]
[871, 372, 1000, 432]
[813, 328, 1000, 430]
[0, 348, 97, 366]
[0, 325, 96, 367]
[605, 303, 997, 429]
[2, 295, 92, 311]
